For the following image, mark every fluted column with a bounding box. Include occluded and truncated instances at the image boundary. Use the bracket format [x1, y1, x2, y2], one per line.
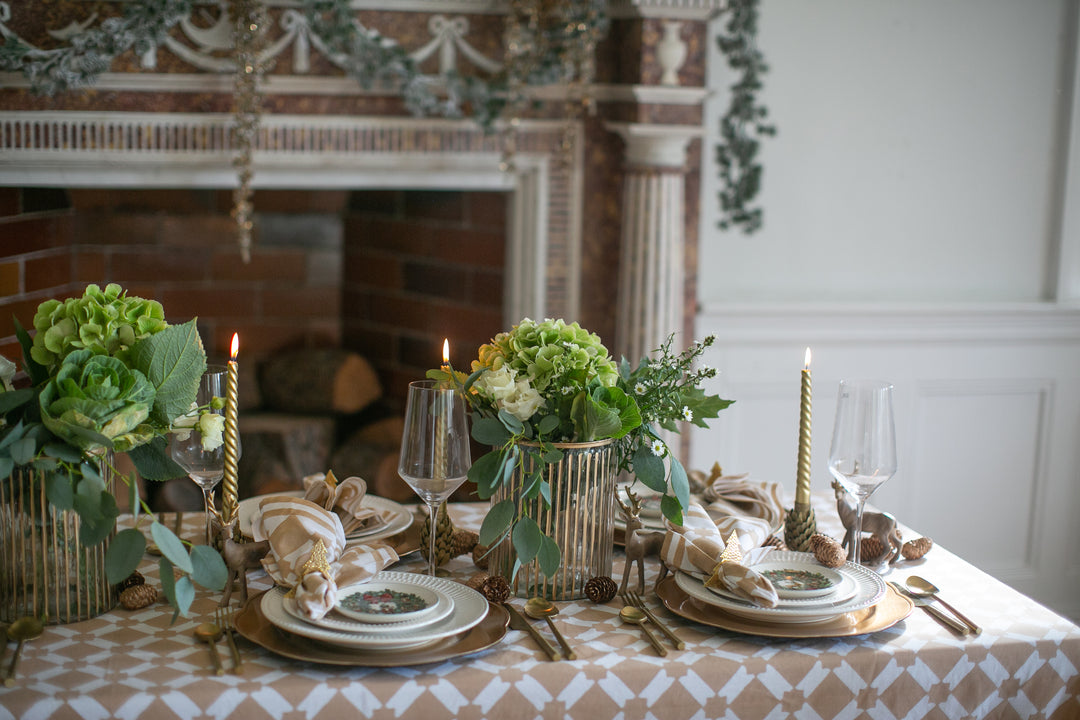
[606, 123, 702, 365]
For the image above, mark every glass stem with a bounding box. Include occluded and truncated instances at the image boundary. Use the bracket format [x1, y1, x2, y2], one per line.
[852, 498, 866, 565]
[427, 502, 439, 577]
[201, 486, 215, 546]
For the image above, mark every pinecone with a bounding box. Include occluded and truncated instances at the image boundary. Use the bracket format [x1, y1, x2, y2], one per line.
[117, 571, 145, 592]
[419, 503, 456, 567]
[472, 542, 490, 570]
[809, 533, 846, 568]
[465, 572, 489, 592]
[584, 576, 617, 604]
[119, 584, 158, 610]
[902, 536, 933, 560]
[452, 529, 479, 558]
[860, 535, 887, 564]
[480, 575, 511, 603]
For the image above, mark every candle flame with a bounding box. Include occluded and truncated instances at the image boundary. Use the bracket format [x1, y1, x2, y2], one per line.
[804, 347, 812, 369]
[230, 333, 240, 360]
[442, 338, 450, 366]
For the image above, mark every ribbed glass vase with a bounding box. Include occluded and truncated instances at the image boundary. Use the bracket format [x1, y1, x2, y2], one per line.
[489, 438, 617, 601]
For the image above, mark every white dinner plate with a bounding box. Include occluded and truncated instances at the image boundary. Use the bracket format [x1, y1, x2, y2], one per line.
[262, 571, 489, 649]
[238, 490, 413, 545]
[283, 581, 455, 635]
[705, 561, 858, 607]
[676, 551, 886, 624]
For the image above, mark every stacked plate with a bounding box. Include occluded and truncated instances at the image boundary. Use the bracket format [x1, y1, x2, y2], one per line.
[235, 571, 510, 666]
[658, 551, 913, 638]
[237, 491, 414, 545]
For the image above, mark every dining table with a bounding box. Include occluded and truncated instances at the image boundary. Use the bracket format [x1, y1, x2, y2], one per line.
[0, 491, 1078, 720]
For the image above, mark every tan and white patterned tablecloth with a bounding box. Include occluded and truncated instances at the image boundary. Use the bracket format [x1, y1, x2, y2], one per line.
[1, 495, 1078, 720]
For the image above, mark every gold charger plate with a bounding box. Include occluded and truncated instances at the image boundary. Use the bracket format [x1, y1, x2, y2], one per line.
[655, 575, 913, 638]
[234, 591, 509, 667]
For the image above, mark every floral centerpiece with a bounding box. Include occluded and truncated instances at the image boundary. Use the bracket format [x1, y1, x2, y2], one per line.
[428, 318, 732, 579]
[0, 284, 226, 619]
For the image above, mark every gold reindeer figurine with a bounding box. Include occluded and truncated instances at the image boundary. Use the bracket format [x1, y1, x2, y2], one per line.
[210, 512, 271, 607]
[831, 480, 902, 566]
[616, 489, 668, 594]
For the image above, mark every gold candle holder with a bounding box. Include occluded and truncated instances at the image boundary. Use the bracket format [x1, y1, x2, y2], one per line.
[221, 333, 240, 526]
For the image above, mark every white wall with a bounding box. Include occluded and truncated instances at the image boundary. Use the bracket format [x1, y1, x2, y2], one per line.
[692, 0, 1080, 620]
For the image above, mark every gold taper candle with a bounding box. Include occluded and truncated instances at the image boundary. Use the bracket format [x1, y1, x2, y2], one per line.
[434, 339, 450, 483]
[794, 347, 813, 508]
[221, 333, 240, 525]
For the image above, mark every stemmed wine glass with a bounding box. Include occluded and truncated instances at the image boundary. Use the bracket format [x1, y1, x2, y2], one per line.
[398, 380, 472, 577]
[171, 366, 230, 545]
[827, 380, 897, 566]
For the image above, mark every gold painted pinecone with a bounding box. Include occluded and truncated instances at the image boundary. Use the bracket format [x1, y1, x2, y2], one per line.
[452, 529, 479, 558]
[784, 505, 817, 552]
[584, 576, 618, 604]
[117, 571, 145, 592]
[119, 584, 158, 610]
[809, 533, 846, 568]
[902, 536, 933, 560]
[860, 535, 887, 563]
[419, 503, 456, 567]
[480, 575, 511, 604]
[465, 572, 489, 592]
[472, 542, 490, 570]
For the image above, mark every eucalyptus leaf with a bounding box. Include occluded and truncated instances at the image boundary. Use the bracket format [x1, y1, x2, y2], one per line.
[0, 457, 12, 478]
[45, 472, 74, 510]
[128, 435, 186, 481]
[472, 416, 511, 446]
[106, 528, 147, 584]
[468, 449, 504, 499]
[159, 556, 177, 606]
[536, 414, 560, 435]
[479, 498, 516, 546]
[173, 575, 195, 617]
[523, 467, 543, 500]
[9, 436, 36, 465]
[537, 534, 561, 578]
[0, 387, 33, 415]
[31, 457, 57, 472]
[497, 409, 524, 436]
[151, 522, 193, 574]
[632, 445, 666, 493]
[190, 545, 228, 591]
[43, 442, 83, 463]
[660, 493, 684, 527]
[512, 515, 542, 565]
[128, 475, 139, 521]
[669, 456, 690, 511]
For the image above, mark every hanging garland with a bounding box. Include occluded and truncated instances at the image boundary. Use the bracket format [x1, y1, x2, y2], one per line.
[715, 0, 775, 234]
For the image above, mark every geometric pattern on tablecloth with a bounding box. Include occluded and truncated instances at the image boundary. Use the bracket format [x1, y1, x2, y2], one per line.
[1, 496, 1079, 720]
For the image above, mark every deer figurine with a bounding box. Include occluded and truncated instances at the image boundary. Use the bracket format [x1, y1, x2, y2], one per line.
[616, 489, 668, 594]
[831, 480, 902, 565]
[212, 512, 271, 607]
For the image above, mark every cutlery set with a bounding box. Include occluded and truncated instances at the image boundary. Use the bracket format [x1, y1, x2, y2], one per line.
[889, 576, 981, 637]
[195, 607, 244, 675]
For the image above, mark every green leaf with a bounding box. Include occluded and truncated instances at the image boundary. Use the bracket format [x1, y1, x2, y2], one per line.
[43, 442, 83, 463]
[9, 436, 36, 465]
[45, 472, 74, 510]
[106, 528, 147, 584]
[537, 534, 561, 578]
[128, 436, 186, 481]
[14, 316, 48, 387]
[497, 409, 524, 436]
[541, 447, 563, 463]
[78, 492, 117, 546]
[159, 556, 177, 606]
[0, 457, 12, 478]
[472, 417, 511, 446]
[0, 387, 33, 415]
[512, 515, 542, 565]
[536, 414, 560, 435]
[128, 476, 139, 522]
[173, 575, 195, 617]
[190, 545, 228, 591]
[479, 498, 516, 547]
[670, 456, 690, 511]
[632, 445, 666, 493]
[468, 449, 505, 499]
[660, 494, 684, 527]
[151, 522, 193, 574]
[522, 467, 543, 500]
[130, 319, 206, 426]
[31, 457, 57, 472]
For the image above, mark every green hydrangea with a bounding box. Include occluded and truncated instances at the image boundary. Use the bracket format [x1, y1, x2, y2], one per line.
[31, 283, 167, 369]
[39, 349, 157, 454]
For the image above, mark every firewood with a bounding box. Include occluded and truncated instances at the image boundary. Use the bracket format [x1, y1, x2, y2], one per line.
[260, 349, 382, 414]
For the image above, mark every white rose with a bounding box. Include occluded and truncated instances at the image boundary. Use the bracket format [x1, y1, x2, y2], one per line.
[198, 412, 226, 452]
[500, 379, 544, 422]
[478, 367, 518, 402]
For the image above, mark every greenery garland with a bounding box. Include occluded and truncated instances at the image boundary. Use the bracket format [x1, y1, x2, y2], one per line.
[715, 0, 775, 234]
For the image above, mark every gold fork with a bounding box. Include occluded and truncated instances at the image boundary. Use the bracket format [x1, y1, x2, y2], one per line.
[216, 606, 243, 674]
[626, 590, 685, 650]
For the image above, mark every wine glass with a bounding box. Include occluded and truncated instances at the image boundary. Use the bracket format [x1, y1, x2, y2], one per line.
[827, 380, 897, 566]
[398, 379, 472, 577]
[171, 366, 228, 545]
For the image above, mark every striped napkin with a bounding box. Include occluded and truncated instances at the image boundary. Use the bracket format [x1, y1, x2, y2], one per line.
[699, 467, 787, 549]
[661, 502, 780, 607]
[252, 495, 399, 620]
[302, 471, 392, 536]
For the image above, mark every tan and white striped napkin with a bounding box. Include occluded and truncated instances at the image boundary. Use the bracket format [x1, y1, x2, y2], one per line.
[302, 471, 392, 536]
[252, 495, 399, 620]
[661, 502, 780, 607]
[699, 465, 786, 545]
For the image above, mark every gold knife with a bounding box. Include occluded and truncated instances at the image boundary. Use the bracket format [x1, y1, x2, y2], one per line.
[504, 603, 561, 661]
[888, 582, 968, 637]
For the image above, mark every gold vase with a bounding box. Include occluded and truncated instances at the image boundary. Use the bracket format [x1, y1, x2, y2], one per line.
[489, 438, 617, 601]
[0, 457, 117, 624]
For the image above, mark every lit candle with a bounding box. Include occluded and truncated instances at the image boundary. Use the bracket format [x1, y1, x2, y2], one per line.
[434, 339, 450, 482]
[794, 347, 813, 508]
[221, 333, 240, 526]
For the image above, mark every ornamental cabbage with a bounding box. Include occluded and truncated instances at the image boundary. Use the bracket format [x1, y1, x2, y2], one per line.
[39, 349, 157, 453]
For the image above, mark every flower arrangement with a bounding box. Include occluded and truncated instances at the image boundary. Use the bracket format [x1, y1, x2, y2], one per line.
[428, 318, 732, 577]
[0, 284, 227, 616]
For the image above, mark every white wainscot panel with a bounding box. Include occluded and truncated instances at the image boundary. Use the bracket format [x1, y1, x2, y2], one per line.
[907, 381, 1049, 575]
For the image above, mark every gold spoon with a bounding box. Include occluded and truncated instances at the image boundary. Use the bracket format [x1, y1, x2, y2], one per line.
[619, 605, 666, 657]
[905, 576, 982, 636]
[4, 616, 44, 686]
[194, 622, 225, 676]
[524, 597, 576, 660]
